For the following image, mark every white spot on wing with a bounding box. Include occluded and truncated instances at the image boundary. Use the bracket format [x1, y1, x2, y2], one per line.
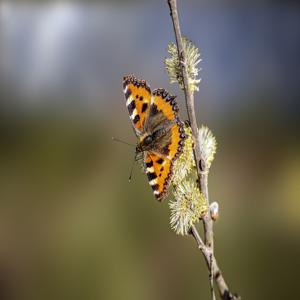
[130, 108, 138, 120]
[126, 97, 133, 106]
[150, 95, 155, 105]
[147, 166, 154, 173]
[149, 178, 157, 185]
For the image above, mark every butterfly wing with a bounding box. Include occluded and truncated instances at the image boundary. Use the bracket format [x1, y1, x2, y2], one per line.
[144, 153, 173, 200]
[144, 88, 186, 201]
[123, 75, 151, 135]
[150, 88, 185, 160]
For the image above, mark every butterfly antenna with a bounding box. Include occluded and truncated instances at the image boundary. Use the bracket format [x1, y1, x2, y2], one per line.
[128, 152, 138, 182]
[112, 137, 135, 147]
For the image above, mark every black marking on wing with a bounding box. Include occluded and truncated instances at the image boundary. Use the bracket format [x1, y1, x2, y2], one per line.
[125, 88, 131, 99]
[146, 161, 153, 168]
[133, 115, 140, 124]
[156, 158, 164, 164]
[151, 184, 159, 191]
[149, 104, 159, 117]
[142, 103, 148, 113]
[127, 100, 136, 115]
[162, 146, 170, 155]
[147, 172, 157, 181]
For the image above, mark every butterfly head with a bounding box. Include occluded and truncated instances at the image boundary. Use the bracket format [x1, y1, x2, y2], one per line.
[136, 134, 154, 153]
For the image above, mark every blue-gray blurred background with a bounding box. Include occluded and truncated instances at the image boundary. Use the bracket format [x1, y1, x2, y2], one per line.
[0, 1, 299, 299]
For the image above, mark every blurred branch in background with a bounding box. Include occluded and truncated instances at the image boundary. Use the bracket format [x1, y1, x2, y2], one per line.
[167, 0, 240, 299]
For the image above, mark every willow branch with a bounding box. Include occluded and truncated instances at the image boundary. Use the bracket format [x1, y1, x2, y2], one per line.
[167, 1, 240, 299]
[167, 0, 213, 248]
[190, 225, 241, 300]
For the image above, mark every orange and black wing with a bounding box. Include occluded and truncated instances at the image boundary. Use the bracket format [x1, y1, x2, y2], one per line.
[144, 89, 186, 201]
[123, 75, 151, 134]
[144, 153, 173, 201]
[151, 88, 185, 161]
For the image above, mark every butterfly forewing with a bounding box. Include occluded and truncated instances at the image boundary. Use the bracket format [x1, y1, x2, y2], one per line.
[151, 88, 185, 161]
[152, 88, 178, 120]
[123, 75, 151, 134]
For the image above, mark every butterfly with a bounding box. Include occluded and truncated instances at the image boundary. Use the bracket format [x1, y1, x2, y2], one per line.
[123, 75, 186, 201]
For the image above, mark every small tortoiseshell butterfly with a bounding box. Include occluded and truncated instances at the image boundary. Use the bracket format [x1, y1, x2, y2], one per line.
[123, 75, 186, 201]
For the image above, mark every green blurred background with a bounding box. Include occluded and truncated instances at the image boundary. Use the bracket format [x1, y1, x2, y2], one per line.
[0, 1, 299, 299]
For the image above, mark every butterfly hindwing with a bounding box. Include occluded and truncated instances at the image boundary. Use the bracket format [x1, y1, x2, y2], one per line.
[144, 153, 173, 201]
[123, 75, 151, 134]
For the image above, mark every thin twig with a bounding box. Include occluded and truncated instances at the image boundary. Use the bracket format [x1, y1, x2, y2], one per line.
[190, 226, 240, 300]
[210, 252, 216, 300]
[167, 1, 240, 299]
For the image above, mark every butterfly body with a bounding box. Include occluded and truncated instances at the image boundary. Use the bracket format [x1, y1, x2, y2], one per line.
[123, 75, 186, 201]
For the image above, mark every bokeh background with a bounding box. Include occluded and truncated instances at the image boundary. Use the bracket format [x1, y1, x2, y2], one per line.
[0, 1, 300, 299]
